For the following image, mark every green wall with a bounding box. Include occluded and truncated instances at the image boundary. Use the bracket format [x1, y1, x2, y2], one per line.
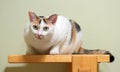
[0, 0, 119, 72]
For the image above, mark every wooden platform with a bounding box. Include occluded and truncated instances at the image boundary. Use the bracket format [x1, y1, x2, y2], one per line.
[8, 55, 110, 72]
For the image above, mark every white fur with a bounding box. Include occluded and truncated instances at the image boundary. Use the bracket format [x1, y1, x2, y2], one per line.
[24, 15, 82, 54]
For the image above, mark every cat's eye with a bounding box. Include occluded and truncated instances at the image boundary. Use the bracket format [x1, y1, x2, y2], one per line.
[33, 25, 38, 30]
[43, 27, 49, 31]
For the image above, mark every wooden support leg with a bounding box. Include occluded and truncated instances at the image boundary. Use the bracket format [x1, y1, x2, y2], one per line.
[72, 55, 98, 72]
[66, 63, 72, 72]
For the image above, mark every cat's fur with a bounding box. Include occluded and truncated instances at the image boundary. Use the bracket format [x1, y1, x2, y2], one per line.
[24, 11, 114, 62]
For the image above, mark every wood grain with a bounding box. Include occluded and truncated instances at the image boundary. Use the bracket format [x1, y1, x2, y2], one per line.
[8, 55, 110, 63]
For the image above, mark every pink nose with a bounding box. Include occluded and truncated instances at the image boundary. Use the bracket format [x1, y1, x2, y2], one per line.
[38, 35, 44, 39]
[36, 34, 44, 39]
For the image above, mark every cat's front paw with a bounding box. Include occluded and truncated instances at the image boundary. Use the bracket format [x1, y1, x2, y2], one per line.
[49, 46, 60, 54]
[49, 50, 60, 54]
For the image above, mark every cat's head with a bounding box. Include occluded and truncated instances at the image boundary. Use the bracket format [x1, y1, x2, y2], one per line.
[28, 11, 57, 40]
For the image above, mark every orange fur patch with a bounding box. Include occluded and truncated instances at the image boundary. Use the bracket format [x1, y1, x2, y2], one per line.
[78, 47, 85, 54]
[71, 20, 77, 44]
[31, 18, 41, 25]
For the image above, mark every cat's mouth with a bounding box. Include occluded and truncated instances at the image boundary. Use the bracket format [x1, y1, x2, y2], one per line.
[35, 34, 44, 40]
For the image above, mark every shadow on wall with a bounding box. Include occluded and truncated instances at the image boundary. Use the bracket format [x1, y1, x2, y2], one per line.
[4, 64, 66, 72]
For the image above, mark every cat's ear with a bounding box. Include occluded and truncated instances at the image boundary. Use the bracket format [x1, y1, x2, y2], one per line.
[48, 14, 57, 24]
[28, 11, 39, 22]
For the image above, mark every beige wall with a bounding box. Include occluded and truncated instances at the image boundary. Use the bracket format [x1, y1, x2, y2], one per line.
[0, 0, 119, 72]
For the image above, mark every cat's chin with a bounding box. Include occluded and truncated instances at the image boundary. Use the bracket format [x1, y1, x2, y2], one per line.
[36, 37, 44, 40]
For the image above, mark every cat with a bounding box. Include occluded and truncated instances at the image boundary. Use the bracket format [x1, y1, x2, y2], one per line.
[24, 11, 114, 62]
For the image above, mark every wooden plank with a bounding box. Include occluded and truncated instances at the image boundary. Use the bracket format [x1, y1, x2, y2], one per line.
[8, 55, 110, 63]
[8, 55, 72, 63]
[97, 55, 110, 62]
[72, 55, 97, 72]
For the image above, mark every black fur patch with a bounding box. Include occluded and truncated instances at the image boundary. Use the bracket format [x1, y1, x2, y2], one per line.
[69, 20, 81, 32]
[39, 16, 45, 24]
[43, 18, 47, 23]
[39, 16, 46, 24]
[74, 22, 81, 32]
[39, 16, 44, 18]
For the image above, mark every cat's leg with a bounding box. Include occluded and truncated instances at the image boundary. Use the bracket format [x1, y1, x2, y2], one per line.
[49, 46, 60, 54]
[26, 45, 38, 55]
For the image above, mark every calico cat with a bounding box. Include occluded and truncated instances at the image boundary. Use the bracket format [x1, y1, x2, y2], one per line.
[24, 11, 114, 62]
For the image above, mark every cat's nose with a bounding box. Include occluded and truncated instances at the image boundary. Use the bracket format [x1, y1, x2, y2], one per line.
[38, 35, 44, 39]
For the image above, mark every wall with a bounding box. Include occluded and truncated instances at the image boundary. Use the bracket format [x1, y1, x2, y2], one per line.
[0, 0, 120, 72]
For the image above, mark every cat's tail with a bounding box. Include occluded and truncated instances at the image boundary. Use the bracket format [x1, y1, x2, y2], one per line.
[75, 47, 115, 62]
